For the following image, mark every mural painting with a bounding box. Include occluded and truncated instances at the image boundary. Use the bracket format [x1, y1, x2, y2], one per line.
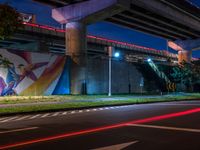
[0, 49, 70, 96]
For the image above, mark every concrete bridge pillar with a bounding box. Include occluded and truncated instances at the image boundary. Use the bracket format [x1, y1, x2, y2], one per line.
[178, 50, 192, 63]
[66, 22, 87, 94]
[168, 38, 200, 63]
[52, 0, 130, 94]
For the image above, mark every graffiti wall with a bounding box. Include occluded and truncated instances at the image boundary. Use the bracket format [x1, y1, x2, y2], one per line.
[0, 49, 70, 96]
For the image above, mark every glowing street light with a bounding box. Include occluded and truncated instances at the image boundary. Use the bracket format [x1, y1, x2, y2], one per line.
[114, 52, 120, 58]
[147, 58, 152, 62]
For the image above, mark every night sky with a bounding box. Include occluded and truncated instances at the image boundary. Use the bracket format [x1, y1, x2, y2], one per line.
[0, 0, 200, 58]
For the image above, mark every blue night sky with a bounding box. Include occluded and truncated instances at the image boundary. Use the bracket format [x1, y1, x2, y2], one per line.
[0, 0, 200, 58]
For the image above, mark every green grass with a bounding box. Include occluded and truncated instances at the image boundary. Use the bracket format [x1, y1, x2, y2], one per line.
[0, 94, 200, 104]
[0, 94, 200, 115]
[0, 95, 109, 104]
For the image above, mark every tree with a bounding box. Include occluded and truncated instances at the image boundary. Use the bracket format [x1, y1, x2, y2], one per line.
[0, 4, 23, 39]
[170, 61, 200, 92]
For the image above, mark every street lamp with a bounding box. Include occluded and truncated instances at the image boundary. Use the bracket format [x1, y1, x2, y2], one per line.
[108, 46, 120, 96]
[147, 58, 152, 62]
[114, 52, 120, 58]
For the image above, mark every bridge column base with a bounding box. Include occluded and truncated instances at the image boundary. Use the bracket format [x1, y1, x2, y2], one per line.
[65, 22, 87, 95]
[178, 50, 191, 63]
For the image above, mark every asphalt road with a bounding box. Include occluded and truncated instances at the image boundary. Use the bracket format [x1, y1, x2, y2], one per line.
[0, 100, 200, 150]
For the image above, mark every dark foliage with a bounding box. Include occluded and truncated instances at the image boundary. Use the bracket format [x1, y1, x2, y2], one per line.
[0, 4, 23, 39]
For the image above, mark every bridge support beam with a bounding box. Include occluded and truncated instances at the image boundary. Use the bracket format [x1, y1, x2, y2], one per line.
[52, 0, 130, 24]
[133, 0, 200, 32]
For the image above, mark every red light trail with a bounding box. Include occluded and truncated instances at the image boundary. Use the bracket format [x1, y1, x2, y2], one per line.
[0, 108, 200, 149]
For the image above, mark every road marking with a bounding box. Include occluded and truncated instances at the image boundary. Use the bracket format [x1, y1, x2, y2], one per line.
[29, 114, 41, 119]
[15, 115, 30, 121]
[41, 113, 50, 118]
[127, 124, 200, 133]
[0, 106, 117, 123]
[0, 116, 20, 123]
[52, 112, 60, 116]
[70, 111, 75, 114]
[0, 127, 39, 134]
[0, 106, 121, 124]
[0, 117, 9, 121]
[0, 104, 200, 124]
[93, 140, 138, 150]
[62, 111, 68, 115]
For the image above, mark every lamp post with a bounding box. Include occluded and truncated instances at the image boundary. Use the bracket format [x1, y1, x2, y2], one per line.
[108, 46, 119, 96]
[108, 47, 112, 96]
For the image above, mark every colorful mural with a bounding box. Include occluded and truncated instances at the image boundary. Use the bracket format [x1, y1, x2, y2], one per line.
[0, 49, 70, 96]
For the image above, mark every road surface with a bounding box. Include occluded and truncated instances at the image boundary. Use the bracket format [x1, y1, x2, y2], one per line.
[0, 100, 200, 150]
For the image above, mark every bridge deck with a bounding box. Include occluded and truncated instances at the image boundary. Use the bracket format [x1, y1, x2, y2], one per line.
[19, 22, 177, 59]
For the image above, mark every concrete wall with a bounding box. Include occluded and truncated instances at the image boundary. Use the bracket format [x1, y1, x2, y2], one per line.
[0, 48, 161, 95]
[87, 57, 144, 94]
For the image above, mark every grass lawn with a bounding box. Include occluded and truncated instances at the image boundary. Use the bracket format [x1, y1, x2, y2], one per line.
[0, 93, 199, 104]
[0, 95, 109, 104]
[0, 93, 200, 115]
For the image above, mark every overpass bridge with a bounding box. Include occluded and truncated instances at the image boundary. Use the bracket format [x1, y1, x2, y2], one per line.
[32, 0, 200, 93]
[37, 0, 200, 40]
[0, 22, 177, 63]
[0, 0, 199, 95]
[0, 22, 180, 95]
[0, 22, 179, 95]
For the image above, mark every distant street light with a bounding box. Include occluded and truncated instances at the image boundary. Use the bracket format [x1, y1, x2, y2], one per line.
[114, 52, 120, 58]
[147, 58, 152, 62]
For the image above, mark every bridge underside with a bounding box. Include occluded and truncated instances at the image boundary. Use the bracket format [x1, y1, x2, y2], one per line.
[107, 5, 200, 40]
[35, 0, 200, 41]
[107, 0, 200, 40]
[33, 0, 89, 7]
